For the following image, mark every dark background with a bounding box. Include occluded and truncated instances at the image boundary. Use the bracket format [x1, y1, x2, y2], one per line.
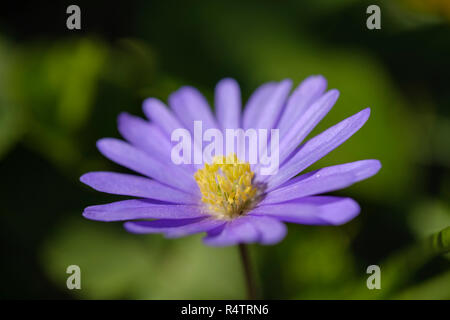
[0, 0, 449, 299]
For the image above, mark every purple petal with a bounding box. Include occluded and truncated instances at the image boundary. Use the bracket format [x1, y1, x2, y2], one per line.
[125, 217, 226, 237]
[118, 112, 195, 173]
[97, 138, 197, 192]
[123, 216, 207, 234]
[83, 199, 204, 221]
[203, 216, 259, 246]
[277, 75, 328, 138]
[242, 82, 277, 129]
[165, 218, 226, 238]
[260, 159, 381, 205]
[252, 79, 292, 130]
[250, 196, 360, 226]
[215, 78, 241, 130]
[142, 98, 185, 137]
[265, 108, 371, 190]
[142, 98, 201, 171]
[118, 112, 171, 160]
[277, 89, 339, 165]
[255, 88, 338, 176]
[248, 215, 287, 245]
[169, 86, 218, 132]
[80, 171, 198, 204]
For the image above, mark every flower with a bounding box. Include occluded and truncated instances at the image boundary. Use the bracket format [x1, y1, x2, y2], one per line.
[81, 76, 381, 246]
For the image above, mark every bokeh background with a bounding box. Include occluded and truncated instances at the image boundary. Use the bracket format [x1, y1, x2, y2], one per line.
[1, 0, 449, 299]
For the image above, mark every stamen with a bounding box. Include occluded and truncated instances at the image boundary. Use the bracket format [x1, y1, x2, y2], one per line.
[194, 153, 258, 219]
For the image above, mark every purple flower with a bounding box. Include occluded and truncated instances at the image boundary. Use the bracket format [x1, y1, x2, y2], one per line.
[81, 76, 381, 246]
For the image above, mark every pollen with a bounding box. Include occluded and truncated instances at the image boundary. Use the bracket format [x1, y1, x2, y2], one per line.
[194, 153, 258, 219]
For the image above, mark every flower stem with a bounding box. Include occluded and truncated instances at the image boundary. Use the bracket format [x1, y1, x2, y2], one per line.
[238, 243, 257, 300]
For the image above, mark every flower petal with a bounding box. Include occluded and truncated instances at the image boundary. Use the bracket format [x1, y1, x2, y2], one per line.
[97, 138, 197, 192]
[277, 89, 339, 165]
[165, 218, 226, 238]
[123, 216, 207, 234]
[118, 112, 195, 173]
[118, 113, 170, 158]
[250, 196, 360, 226]
[80, 171, 198, 204]
[256, 88, 338, 177]
[169, 86, 219, 132]
[260, 160, 381, 205]
[265, 108, 371, 190]
[252, 79, 292, 130]
[83, 199, 203, 221]
[142, 98, 184, 138]
[215, 78, 241, 130]
[277, 75, 328, 138]
[124, 215, 226, 238]
[203, 216, 259, 246]
[248, 215, 287, 245]
[242, 82, 277, 129]
[124, 217, 226, 238]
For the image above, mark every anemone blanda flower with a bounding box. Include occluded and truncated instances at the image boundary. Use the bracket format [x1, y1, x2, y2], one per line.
[81, 76, 381, 246]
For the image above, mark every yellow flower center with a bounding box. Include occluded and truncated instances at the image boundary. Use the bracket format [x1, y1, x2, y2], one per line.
[194, 153, 258, 219]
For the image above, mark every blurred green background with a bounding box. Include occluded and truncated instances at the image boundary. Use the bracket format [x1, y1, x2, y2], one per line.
[0, 0, 449, 299]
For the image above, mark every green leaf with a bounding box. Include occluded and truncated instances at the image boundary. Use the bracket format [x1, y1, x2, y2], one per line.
[429, 226, 450, 255]
[338, 226, 450, 299]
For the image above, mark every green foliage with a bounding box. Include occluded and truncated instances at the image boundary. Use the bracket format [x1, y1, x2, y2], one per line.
[41, 218, 245, 299]
[0, 38, 107, 172]
[430, 226, 450, 255]
[0, 38, 25, 158]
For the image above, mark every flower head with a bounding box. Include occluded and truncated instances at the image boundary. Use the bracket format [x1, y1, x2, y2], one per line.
[194, 153, 258, 220]
[81, 76, 381, 246]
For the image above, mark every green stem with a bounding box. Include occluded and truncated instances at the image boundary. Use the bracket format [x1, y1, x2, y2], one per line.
[238, 243, 257, 299]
